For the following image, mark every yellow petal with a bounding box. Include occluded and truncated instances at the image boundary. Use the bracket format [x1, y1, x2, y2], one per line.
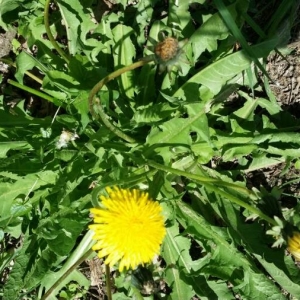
[89, 187, 166, 272]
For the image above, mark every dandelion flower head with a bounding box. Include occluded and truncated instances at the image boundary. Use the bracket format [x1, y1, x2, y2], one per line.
[89, 187, 166, 272]
[143, 31, 188, 75]
[288, 231, 300, 261]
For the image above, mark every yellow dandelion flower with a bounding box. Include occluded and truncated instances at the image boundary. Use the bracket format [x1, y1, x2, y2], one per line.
[287, 231, 300, 261]
[89, 187, 166, 272]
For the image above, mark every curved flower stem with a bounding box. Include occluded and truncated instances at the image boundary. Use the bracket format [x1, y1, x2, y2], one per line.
[147, 160, 256, 198]
[147, 160, 277, 226]
[88, 60, 150, 143]
[205, 182, 277, 225]
[44, 0, 70, 64]
[7, 79, 59, 104]
[105, 265, 112, 300]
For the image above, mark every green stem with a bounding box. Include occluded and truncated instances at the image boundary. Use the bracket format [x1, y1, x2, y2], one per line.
[44, 0, 70, 64]
[147, 160, 256, 199]
[88, 60, 150, 143]
[147, 160, 277, 225]
[7, 79, 58, 104]
[0, 58, 43, 85]
[205, 182, 277, 225]
[105, 265, 112, 300]
[41, 249, 94, 300]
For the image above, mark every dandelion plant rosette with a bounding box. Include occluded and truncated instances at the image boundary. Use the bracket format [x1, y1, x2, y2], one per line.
[89, 187, 166, 272]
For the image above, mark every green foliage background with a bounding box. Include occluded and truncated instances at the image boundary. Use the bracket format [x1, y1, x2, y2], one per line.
[1, 0, 300, 299]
